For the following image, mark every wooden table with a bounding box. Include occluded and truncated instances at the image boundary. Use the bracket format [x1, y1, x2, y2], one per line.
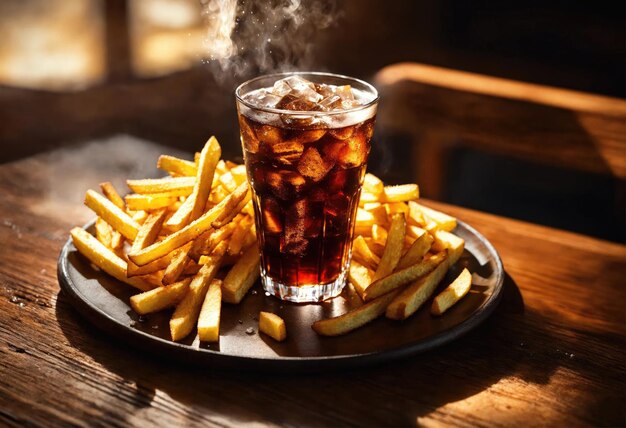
[0, 134, 624, 427]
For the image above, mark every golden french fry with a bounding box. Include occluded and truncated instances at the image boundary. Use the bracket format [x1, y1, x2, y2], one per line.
[127, 210, 168, 277]
[170, 253, 224, 341]
[363, 252, 446, 302]
[129, 182, 249, 266]
[157, 155, 198, 177]
[414, 203, 457, 232]
[228, 216, 253, 255]
[359, 191, 381, 205]
[356, 207, 387, 228]
[385, 202, 409, 217]
[431, 268, 472, 315]
[371, 224, 388, 247]
[365, 237, 384, 257]
[99, 182, 126, 210]
[386, 253, 450, 320]
[124, 193, 177, 211]
[70, 228, 154, 292]
[259, 312, 287, 342]
[229, 164, 247, 185]
[211, 189, 251, 228]
[352, 235, 380, 270]
[127, 176, 195, 195]
[161, 243, 192, 285]
[240, 223, 256, 250]
[189, 137, 221, 222]
[396, 232, 434, 270]
[432, 230, 465, 266]
[192, 221, 237, 258]
[348, 260, 374, 300]
[164, 193, 195, 231]
[84, 190, 139, 240]
[406, 225, 427, 241]
[219, 171, 238, 193]
[407, 201, 426, 226]
[221, 245, 260, 304]
[197, 240, 228, 265]
[128, 253, 173, 277]
[312, 290, 399, 336]
[372, 213, 406, 281]
[197, 279, 223, 342]
[95, 217, 113, 248]
[354, 223, 373, 237]
[363, 173, 384, 195]
[382, 184, 419, 203]
[130, 278, 191, 315]
[131, 210, 149, 224]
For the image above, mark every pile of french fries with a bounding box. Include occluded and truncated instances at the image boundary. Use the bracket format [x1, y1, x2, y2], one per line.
[70, 137, 472, 343]
[311, 175, 471, 336]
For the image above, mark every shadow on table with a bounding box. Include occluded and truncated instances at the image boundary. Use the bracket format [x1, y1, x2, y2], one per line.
[54, 272, 580, 426]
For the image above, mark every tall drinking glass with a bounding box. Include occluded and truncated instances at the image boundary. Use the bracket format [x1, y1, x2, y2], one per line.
[235, 72, 379, 302]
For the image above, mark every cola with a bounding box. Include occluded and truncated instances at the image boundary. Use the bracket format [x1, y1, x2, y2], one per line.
[236, 73, 378, 302]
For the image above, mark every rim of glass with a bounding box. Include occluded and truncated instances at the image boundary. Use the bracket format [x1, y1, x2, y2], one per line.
[235, 71, 379, 116]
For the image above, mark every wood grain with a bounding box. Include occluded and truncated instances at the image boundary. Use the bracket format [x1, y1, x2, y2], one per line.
[0, 137, 624, 427]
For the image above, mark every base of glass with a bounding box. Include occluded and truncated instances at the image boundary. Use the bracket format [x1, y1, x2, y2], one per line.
[260, 267, 348, 303]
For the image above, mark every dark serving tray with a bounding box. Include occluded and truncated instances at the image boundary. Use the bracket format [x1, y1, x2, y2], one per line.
[58, 219, 503, 372]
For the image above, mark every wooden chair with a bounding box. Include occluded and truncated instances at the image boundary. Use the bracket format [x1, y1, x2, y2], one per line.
[373, 62, 626, 199]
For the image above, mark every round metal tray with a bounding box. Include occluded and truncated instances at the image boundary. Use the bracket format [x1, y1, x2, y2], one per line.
[58, 219, 504, 371]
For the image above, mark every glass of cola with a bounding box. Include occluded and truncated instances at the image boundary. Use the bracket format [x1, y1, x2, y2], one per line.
[235, 72, 379, 302]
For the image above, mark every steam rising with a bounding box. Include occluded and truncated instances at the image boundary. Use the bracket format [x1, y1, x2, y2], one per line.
[200, 0, 338, 80]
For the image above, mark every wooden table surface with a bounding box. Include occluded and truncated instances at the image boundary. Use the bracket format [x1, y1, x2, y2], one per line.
[0, 134, 624, 427]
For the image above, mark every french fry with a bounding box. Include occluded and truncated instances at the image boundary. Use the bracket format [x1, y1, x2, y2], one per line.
[128, 253, 174, 277]
[211, 189, 251, 228]
[70, 227, 154, 292]
[372, 213, 406, 281]
[197, 240, 229, 265]
[170, 253, 224, 341]
[371, 224, 388, 247]
[84, 190, 139, 240]
[241, 224, 256, 250]
[432, 230, 465, 265]
[259, 312, 287, 342]
[348, 260, 374, 300]
[221, 245, 260, 304]
[99, 182, 126, 210]
[406, 225, 427, 241]
[127, 176, 195, 195]
[382, 184, 419, 202]
[228, 216, 253, 255]
[414, 203, 457, 232]
[192, 222, 237, 258]
[356, 206, 388, 227]
[161, 243, 192, 285]
[386, 253, 451, 320]
[130, 278, 191, 315]
[157, 155, 198, 177]
[197, 279, 223, 342]
[97, 183, 126, 252]
[164, 193, 195, 231]
[128, 182, 249, 266]
[396, 232, 434, 270]
[407, 201, 426, 226]
[312, 290, 399, 336]
[219, 171, 238, 193]
[126, 209, 168, 277]
[125, 193, 177, 211]
[385, 202, 409, 217]
[363, 252, 446, 302]
[229, 164, 248, 185]
[189, 137, 221, 222]
[431, 268, 472, 315]
[352, 235, 380, 270]
[95, 217, 112, 248]
[363, 173, 384, 195]
[132, 210, 149, 224]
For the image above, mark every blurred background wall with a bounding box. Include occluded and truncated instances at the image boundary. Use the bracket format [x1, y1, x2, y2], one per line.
[0, 0, 624, 241]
